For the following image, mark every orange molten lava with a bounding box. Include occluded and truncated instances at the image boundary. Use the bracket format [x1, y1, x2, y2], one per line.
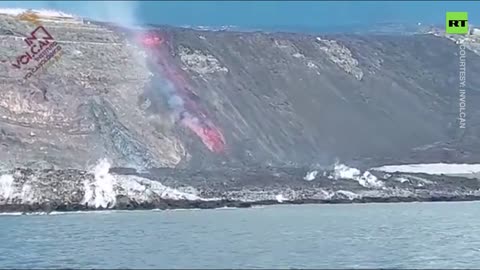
[139, 31, 226, 153]
[182, 117, 225, 153]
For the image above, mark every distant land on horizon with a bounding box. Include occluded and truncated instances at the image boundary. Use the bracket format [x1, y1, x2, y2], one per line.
[0, 1, 478, 33]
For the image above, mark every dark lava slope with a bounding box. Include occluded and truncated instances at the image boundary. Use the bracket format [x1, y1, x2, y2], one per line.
[1, 14, 479, 171]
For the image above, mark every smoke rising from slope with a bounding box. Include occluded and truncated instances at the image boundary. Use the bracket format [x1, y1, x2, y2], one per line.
[140, 34, 226, 153]
[74, 1, 141, 28]
[2, 1, 226, 154]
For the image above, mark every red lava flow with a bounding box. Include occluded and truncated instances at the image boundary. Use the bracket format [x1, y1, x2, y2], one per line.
[139, 32, 226, 153]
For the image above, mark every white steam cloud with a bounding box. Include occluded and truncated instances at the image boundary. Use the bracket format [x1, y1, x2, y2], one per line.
[74, 1, 141, 28]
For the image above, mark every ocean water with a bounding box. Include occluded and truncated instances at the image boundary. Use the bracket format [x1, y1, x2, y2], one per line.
[1, 202, 480, 269]
[1, 1, 480, 31]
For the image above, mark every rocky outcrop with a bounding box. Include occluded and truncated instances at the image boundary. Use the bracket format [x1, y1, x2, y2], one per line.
[178, 45, 229, 75]
[315, 37, 364, 80]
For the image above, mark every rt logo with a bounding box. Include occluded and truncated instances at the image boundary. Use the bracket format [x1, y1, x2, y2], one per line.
[446, 12, 468, 34]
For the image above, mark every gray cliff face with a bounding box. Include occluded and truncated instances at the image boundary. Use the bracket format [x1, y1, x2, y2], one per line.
[0, 13, 480, 171]
[170, 30, 480, 168]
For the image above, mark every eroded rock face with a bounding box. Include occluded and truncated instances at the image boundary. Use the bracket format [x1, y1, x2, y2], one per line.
[1, 11, 480, 172]
[178, 45, 228, 74]
[0, 13, 185, 170]
[315, 37, 364, 80]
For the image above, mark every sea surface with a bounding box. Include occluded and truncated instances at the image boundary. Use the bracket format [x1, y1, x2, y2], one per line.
[2, 1, 480, 31]
[1, 202, 480, 269]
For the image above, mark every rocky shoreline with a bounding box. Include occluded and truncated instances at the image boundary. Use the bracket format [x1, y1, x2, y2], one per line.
[3, 195, 480, 214]
[2, 162, 480, 214]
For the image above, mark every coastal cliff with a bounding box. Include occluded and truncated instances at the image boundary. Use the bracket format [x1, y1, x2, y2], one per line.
[1, 10, 480, 212]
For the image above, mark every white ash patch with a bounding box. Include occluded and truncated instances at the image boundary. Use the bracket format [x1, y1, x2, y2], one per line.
[273, 39, 294, 50]
[292, 52, 305, 58]
[307, 61, 318, 69]
[273, 39, 320, 72]
[72, 50, 83, 57]
[315, 37, 364, 80]
[373, 163, 480, 175]
[178, 45, 228, 74]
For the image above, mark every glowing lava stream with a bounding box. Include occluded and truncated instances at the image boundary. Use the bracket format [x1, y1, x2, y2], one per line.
[139, 32, 226, 153]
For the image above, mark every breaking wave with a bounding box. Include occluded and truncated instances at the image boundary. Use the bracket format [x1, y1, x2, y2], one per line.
[304, 170, 318, 181]
[0, 174, 14, 200]
[0, 158, 207, 209]
[81, 159, 205, 209]
[332, 163, 385, 189]
[82, 159, 118, 208]
[302, 162, 385, 189]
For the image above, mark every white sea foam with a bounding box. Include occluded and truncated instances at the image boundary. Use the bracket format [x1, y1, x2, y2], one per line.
[81, 159, 205, 209]
[304, 170, 318, 181]
[372, 163, 480, 175]
[82, 158, 117, 209]
[0, 174, 14, 201]
[357, 171, 384, 189]
[333, 163, 361, 179]
[333, 163, 385, 189]
[0, 159, 208, 209]
[275, 194, 287, 203]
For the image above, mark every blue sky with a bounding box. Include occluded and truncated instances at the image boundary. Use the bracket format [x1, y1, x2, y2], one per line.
[0, 1, 478, 31]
